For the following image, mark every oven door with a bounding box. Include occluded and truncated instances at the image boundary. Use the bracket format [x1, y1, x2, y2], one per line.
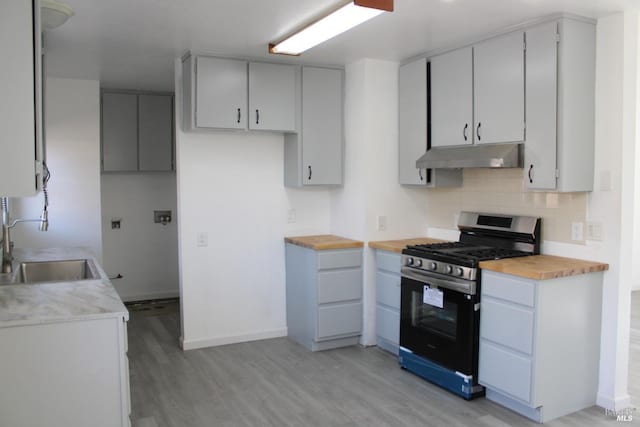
[399, 272, 477, 375]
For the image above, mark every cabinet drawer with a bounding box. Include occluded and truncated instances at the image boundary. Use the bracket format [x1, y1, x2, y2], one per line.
[376, 305, 399, 344]
[376, 251, 401, 274]
[317, 249, 362, 270]
[479, 341, 532, 403]
[317, 303, 362, 339]
[481, 298, 534, 354]
[318, 269, 362, 304]
[376, 271, 401, 309]
[482, 271, 535, 307]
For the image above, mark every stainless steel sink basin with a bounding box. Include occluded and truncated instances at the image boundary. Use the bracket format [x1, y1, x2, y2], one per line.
[18, 259, 98, 284]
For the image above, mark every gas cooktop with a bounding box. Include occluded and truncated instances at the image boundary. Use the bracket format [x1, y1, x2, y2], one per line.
[403, 242, 531, 268]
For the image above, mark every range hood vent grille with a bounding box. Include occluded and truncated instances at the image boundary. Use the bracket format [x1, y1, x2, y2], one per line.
[416, 143, 524, 169]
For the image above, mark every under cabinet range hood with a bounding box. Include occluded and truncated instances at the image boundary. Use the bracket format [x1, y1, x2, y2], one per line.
[416, 143, 524, 169]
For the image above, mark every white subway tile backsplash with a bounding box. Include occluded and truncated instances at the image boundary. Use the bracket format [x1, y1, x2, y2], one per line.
[425, 169, 587, 244]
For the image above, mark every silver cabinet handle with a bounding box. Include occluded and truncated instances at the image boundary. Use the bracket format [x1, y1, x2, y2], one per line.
[237, 108, 241, 123]
[476, 122, 481, 141]
[528, 164, 534, 183]
[463, 124, 468, 141]
[418, 169, 424, 181]
[308, 165, 312, 181]
[256, 109, 260, 125]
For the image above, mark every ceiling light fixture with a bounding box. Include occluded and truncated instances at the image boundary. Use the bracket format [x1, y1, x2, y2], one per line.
[41, 0, 74, 31]
[269, 0, 393, 56]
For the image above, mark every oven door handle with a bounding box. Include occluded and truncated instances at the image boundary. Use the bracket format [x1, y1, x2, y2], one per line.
[401, 268, 476, 295]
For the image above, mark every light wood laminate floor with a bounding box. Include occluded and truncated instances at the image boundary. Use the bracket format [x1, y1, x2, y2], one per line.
[128, 296, 640, 427]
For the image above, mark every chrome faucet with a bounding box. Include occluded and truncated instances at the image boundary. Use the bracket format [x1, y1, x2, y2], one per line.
[1, 197, 48, 274]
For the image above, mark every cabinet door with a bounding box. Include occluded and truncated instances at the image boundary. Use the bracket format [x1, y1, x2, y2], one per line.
[139, 94, 173, 171]
[525, 22, 558, 190]
[302, 67, 343, 185]
[102, 93, 138, 172]
[248, 62, 296, 132]
[474, 31, 525, 144]
[0, 0, 39, 197]
[195, 57, 247, 130]
[399, 58, 429, 185]
[430, 47, 473, 148]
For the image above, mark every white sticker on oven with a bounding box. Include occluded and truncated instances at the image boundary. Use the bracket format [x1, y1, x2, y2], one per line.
[423, 286, 444, 308]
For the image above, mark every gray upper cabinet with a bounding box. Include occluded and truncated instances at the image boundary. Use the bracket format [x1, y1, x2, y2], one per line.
[248, 62, 297, 132]
[102, 93, 138, 172]
[183, 55, 297, 133]
[399, 58, 428, 185]
[474, 31, 525, 145]
[285, 67, 343, 187]
[430, 47, 473, 148]
[430, 32, 525, 148]
[183, 56, 247, 131]
[398, 59, 462, 187]
[102, 91, 174, 173]
[525, 18, 595, 192]
[139, 95, 174, 171]
[0, 0, 43, 197]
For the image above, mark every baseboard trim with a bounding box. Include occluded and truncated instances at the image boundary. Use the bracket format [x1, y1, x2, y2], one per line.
[181, 328, 288, 351]
[120, 291, 180, 303]
[596, 392, 632, 411]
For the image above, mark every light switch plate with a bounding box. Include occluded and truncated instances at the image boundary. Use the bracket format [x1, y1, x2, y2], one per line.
[287, 209, 296, 224]
[377, 215, 387, 231]
[196, 232, 208, 247]
[571, 222, 584, 241]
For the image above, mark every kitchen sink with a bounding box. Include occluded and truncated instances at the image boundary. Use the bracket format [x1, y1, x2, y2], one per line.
[17, 259, 98, 284]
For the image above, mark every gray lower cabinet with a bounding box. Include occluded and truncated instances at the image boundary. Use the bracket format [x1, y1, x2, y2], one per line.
[101, 91, 174, 173]
[0, 316, 130, 427]
[285, 243, 362, 351]
[374, 250, 402, 354]
[479, 270, 603, 423]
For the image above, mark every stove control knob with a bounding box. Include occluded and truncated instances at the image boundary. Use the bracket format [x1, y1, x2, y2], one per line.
[406, 257, 414, 266]
[455, 267, 464, 277]
[415, 259, 423, 267]
[428, 262, 437, 271]
[445, 265, 453, 274]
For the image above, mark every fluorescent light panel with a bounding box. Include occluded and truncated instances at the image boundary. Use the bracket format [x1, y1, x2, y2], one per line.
[270, 2, 388, 55]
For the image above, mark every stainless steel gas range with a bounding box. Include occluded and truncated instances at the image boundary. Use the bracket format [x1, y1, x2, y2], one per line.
[398, 212, 541, 400]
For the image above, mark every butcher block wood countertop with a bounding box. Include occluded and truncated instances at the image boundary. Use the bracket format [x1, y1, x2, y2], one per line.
[479, 255, 609, 280]
[368, 238, 448, 253]
[285, 235, 364, 250]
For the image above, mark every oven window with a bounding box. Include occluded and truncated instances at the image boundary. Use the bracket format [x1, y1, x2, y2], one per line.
[411, 289, 458, 340]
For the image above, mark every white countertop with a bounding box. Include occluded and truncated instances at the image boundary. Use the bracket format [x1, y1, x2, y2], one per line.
[0, 247, 128, 328]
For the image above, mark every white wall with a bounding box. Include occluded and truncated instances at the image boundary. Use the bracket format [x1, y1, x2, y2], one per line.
[632, 11, 640, 292]
[331, 58, 430, 345]
[101, 173, 179, 301]
[589, 11, 637, 411]
[12, 78, 102, 261]
[174, 59, 332, 349]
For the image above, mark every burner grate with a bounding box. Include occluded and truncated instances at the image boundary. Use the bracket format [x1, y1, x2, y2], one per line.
[452, 248, 531, 261]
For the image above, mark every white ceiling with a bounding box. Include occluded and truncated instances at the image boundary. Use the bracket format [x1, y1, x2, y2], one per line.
[44, 0, 637, 91]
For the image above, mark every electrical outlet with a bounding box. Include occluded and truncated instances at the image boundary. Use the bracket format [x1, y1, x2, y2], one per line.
[287, 209, 296, 224]
[586, 222, 603, 241]
[571, 222, 584, 241]
[377, 215, 387, 231]
[196, 232, 208, 247]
